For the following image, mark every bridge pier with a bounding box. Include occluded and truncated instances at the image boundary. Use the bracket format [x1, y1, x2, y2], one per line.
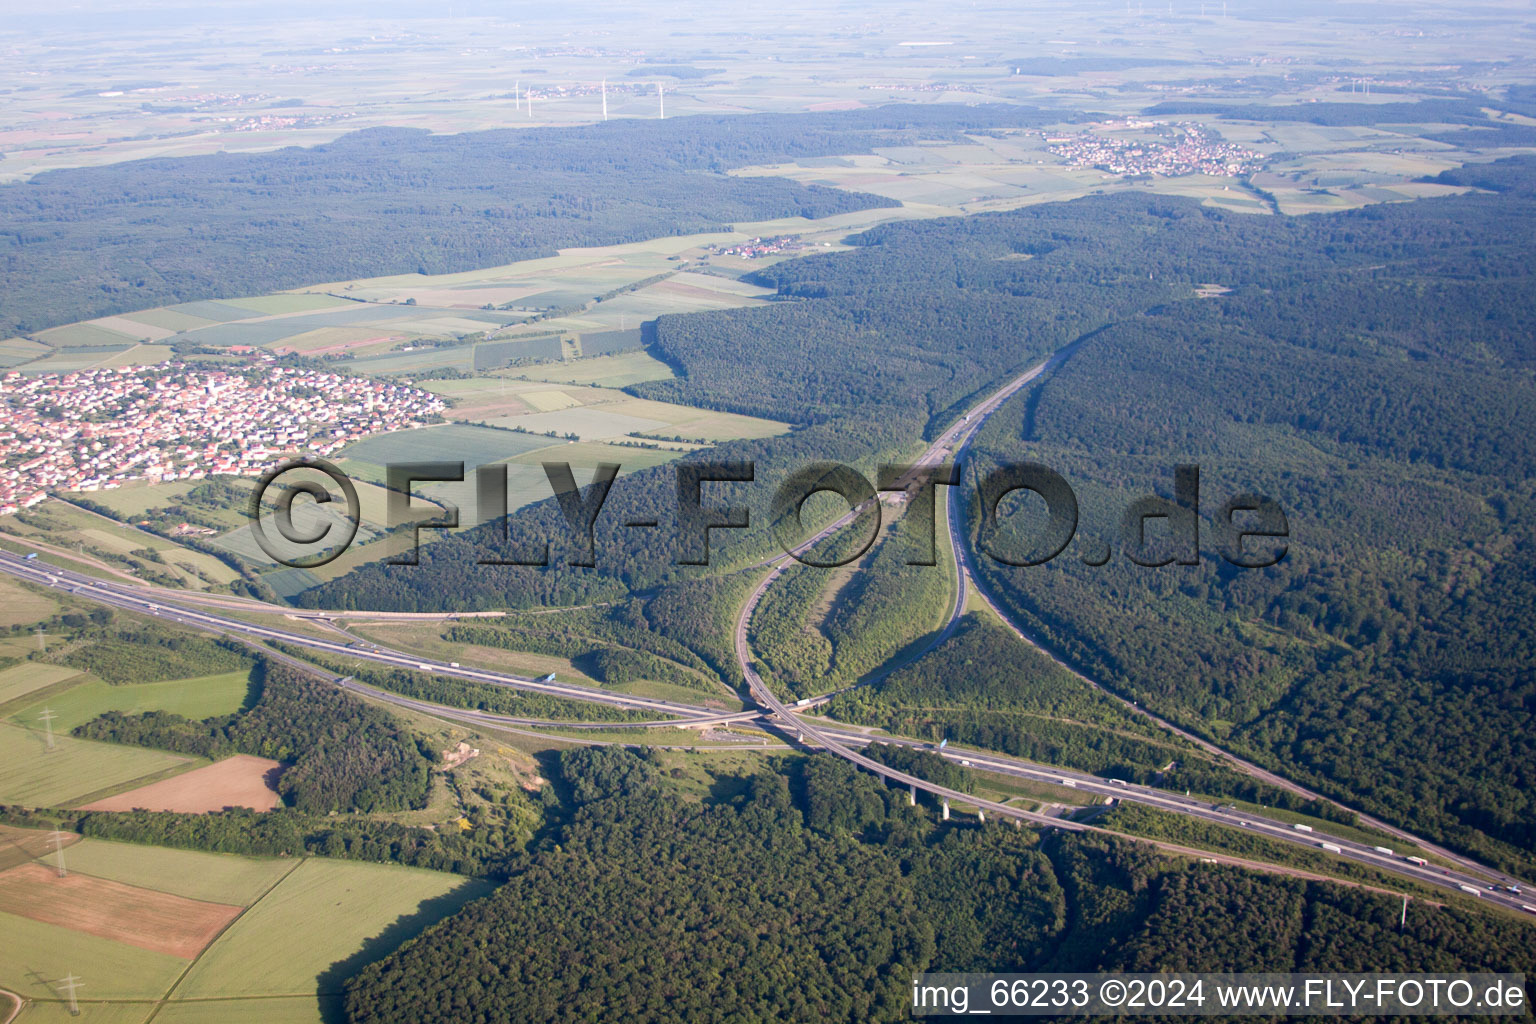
[977, 810, 985, 824]
[941, 798, 950, 821]
[908, 784, 916, 807]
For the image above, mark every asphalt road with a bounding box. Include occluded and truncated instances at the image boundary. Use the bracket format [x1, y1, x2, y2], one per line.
[725, 352, 1536, 916]
[4, 346, 1532, 915]
[3, 546, 1532, 915]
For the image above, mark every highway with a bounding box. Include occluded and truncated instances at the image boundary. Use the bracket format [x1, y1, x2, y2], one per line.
[4, 545, 1532, 916]
[0, 550, 736, 724]
[3, 348, 1532, 915]
[726, 352, 1536, 916]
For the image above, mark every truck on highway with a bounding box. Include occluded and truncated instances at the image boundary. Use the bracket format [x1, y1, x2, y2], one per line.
[417, 663, 431, 671]
[1320, 842, 1342, 854]
[1458, 885, 1481, 897]
[1292, 824, 1313, 833]
[1407, 856, 1429, 867]
[23, 553, 37, 561]
[1372, 846, 1394, 855]
[536, 672, 556, 684]
[794, 698, 812, 707]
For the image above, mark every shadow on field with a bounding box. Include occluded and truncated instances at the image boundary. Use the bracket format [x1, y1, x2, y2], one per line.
[315, 876, 498, 1024]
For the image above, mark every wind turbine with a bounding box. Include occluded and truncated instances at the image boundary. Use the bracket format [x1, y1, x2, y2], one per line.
[658, 82, 665, 119]
[602, 78, 608, 121]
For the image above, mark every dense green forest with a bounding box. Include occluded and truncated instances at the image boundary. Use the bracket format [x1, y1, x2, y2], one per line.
[0, 104, 1075, 335]
[270, 645, 657, 724]
[301, 181, 1199, 611]
[47, 620, 254, 684]
[4, 779, 548, 877]
[960, 157, 1536, 872]
[303, 159, 1536, 873]
[74, 659, 435, 813]
[751, 505, 954, 698]
[341, 749, 1533, 1023]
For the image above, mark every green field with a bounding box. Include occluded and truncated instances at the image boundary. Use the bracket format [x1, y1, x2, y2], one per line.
[0, 721, 192, 807]
[14, 1002, 154, 1023]
[224, 293, 353, 316]
[33, 321, 138, 347]
[508, 439, 682, 472]
[65, 480, 196, 518]
[0, 664, 81, 709]
[173, 858, 495, 999]
[0, 573, 58, 628]
[153, 997, 327, 1024]
[57, 838, 294, 906]
[11, 670, 254, 734]
[516, 349, 676, 387]
[0, 911, 188, 1001]
[338, 422, 551, 470]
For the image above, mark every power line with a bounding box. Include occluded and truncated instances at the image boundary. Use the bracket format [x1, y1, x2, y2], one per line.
[46, 831, 69, 878]
[57, 973, 83, 1016]
[38, 708, 57, 751]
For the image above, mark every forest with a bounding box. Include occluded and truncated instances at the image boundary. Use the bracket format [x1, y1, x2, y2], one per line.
[0, 103, 1071, 335]
[341, 748, 1533, 1024]
[963, 157, 1536, 873]
[48, 619, 253, 684]
[73, 659, 435, 813]
[302, 159, 1536, 874]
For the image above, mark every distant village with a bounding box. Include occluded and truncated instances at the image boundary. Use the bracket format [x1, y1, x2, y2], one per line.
[1043, 121, 1264, 177]
[0, 361, 444, 515]
[708, 235, 806, 259]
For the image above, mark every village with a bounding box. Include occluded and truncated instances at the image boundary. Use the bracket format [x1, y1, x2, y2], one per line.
[1043, 120, 1265, 177]
[0, 359, 444, 514]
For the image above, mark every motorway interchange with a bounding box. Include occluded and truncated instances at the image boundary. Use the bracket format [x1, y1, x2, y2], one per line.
[3, 546, 1533, 916]
[2, 349, 1533, 918]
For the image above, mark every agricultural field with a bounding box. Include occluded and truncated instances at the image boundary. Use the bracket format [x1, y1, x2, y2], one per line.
[0, 574, 57, 629]
[0, 721, 194, 808]
[0, 834, 485, 1022]
[8, 669, 254, 734]
[0, 665, 82, 713]
[79, 754, 283, 813]
[171, 859, 495, 1001]
[0, 862, 242, 957]
[0, 911, 189, 1002]
[516, 349, 676, 388]
[337, 423, 551, 471]
[507, 439, 683, 473]
[58, 838, 294, 905]
[0, 823, 78, 872]
[62, 480, 197, 519]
